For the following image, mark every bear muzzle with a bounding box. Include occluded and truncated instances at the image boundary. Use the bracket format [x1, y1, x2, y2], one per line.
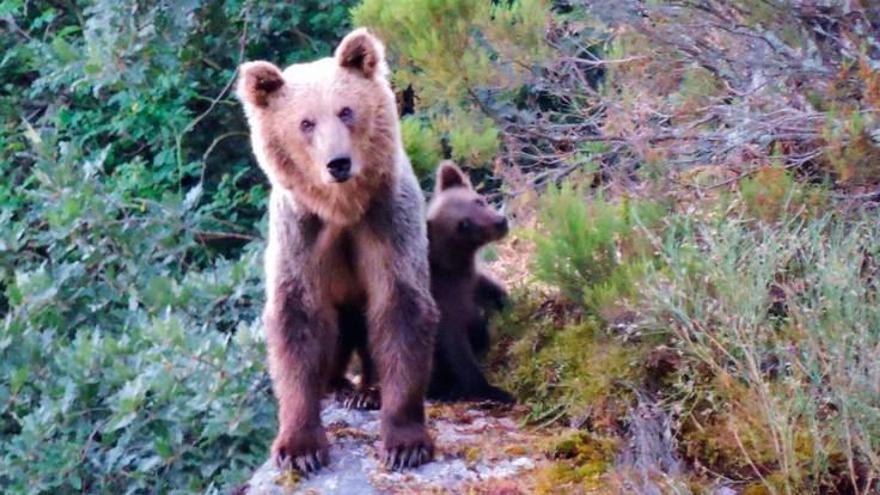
[327, 156, 352, 183]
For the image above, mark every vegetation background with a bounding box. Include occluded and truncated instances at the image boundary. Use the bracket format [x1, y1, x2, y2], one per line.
[1, 0, 878, 493]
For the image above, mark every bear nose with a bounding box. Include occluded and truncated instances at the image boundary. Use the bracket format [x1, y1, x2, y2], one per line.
[495, 217, 509, 235]
[327, 157, 352, 182]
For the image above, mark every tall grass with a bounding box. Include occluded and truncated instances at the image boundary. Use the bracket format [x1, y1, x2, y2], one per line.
[640, 214, 880, 493]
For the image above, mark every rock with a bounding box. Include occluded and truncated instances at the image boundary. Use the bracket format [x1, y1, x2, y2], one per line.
[244, 400, 544, 494]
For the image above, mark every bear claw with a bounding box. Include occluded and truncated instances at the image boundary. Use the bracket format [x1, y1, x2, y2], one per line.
[342, 388, 381, 410]
[272, 428, 329, 475]
[382, 445, 431, 470]
[295, 452, 323, 474]
[276, 450, 326, 475]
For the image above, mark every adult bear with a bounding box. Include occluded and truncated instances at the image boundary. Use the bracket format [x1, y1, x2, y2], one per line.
[236, 28, 439, 473]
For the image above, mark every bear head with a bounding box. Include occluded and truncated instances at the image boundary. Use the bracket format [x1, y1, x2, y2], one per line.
[236, 28, 400, 226]
[427, 161, 508, 262]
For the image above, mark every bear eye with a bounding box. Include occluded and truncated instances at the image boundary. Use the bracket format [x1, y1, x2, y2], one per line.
[300, 119, 315, 133]
[474, 198, 487, 207]
[458, 219, 474, 234]
[338, 106, 354, 124]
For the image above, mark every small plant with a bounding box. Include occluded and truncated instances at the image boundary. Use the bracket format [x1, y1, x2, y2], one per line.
[530, 182, 663, 314]
[739, 165, 828, 223]
[535, 431, 619, 493]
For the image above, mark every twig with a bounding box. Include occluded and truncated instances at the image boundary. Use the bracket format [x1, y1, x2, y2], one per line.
[199, 131, 250, 184]
[832, 189, 880, 202]
[1, 14, 34, 41]
[194, 230, 259, 243]
[175, 4, 251, 190]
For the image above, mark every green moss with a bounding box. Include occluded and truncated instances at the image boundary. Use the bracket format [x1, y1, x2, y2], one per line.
[546, 431, 618, 461]
[534, 431, 619, 494]
[273, 469, 302, 489]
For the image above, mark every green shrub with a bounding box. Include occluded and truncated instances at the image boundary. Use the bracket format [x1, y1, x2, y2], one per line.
[531, 182, 664, 313]
[0, 130, 274, 493]
[640, 214, 880, 492]
[447, 113, 499, 167]
[1, 1, 358, 492]
[495, 306, 643, 428]
[353, 0, 549, 168]
[400, 116, 443, 180]
[738, 165, 828, 223]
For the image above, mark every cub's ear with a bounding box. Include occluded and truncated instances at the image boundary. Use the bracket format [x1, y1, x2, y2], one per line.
[335, 28, 387, 79]
[436, 160, 471, 193]
[236, 61, 284, 108]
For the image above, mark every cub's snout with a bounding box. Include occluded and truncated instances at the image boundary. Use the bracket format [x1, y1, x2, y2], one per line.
[493, 217, 509, 237]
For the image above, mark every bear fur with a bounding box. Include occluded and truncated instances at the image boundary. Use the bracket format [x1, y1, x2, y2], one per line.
[425, 162, 513, 403]
[334, 162, 514, 407]
[236, 28, 439, 473]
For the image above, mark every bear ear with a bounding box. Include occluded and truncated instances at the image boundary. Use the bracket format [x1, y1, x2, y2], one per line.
[237, 61, 284, 108]
[335, 28, 387, 79]
[436, 160, 471, 193]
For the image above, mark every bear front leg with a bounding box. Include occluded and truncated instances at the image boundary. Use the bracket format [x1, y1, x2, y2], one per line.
[429, 314, 515, 404]
[264, 280, 334, 474]
[369, 281, 438, 470]
[474, 273, 509, 312]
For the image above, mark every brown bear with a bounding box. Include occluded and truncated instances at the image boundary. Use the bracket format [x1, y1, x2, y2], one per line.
[425, 162, 513, 404]
[334, 162, 513, 407]
[236, 28, 439, 473]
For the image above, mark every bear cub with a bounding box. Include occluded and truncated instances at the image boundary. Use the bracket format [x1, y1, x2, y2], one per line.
[425, 162, 513, 403]
[334, 161, 514, 406]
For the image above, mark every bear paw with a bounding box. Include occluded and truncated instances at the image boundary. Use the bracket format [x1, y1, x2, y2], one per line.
[342, 387, 381, 410]
[272, 427, 329, 474]
[481, 385, 515, 404]
[381, 424, 434, 470]
[437, 384, 515, 404]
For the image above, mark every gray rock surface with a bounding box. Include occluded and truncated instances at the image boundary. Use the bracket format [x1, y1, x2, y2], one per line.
[244, 400, 543, 494]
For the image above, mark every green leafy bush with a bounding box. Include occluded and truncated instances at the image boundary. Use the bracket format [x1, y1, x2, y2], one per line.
[493, 300, 644, 429]
[400, 116, 442, 180]
[0, 133, 274, 493]
[1, 1, 357, 492]
[531, 182, 664, 313]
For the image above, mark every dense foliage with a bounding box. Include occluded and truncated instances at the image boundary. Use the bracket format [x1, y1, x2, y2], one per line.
[353, 0, 549, 172]
[1, 1, 355, 492]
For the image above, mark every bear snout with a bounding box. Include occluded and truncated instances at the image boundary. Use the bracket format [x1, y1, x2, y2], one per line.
[327, 156, 352, 183]
[494, 217, 509, 236]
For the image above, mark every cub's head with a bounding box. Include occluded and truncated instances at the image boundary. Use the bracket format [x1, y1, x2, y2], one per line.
[427, 162, 508, 258]
[236, 28, 398, 224]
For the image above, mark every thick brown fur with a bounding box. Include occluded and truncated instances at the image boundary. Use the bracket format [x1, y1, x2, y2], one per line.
[237, 28, 439, 473]
[424, 162, 514, 403]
